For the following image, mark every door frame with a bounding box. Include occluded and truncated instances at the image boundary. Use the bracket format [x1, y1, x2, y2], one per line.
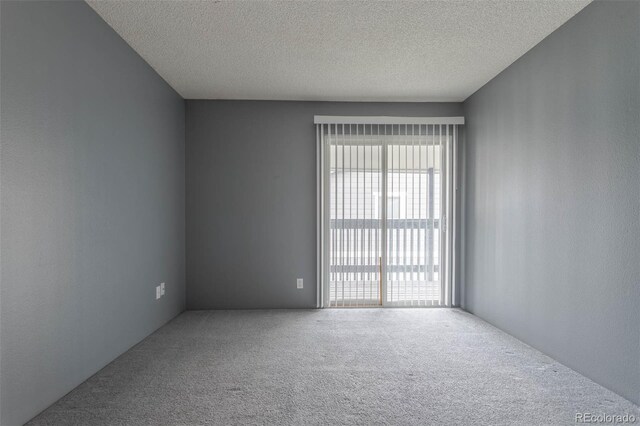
[315, 116, 463, 308]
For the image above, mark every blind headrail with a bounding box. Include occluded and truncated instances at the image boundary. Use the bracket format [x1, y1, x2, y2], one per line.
[314, 116, 464, 125]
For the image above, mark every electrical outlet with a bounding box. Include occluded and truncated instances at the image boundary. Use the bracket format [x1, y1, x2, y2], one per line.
[297, 278, 303, 289]
[160, 282, 165, 296]
[155, 285, 161, 300]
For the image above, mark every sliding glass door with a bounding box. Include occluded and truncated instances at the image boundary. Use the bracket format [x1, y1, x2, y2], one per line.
[317, 118, 461, 308]
[327, 128, 383, 306]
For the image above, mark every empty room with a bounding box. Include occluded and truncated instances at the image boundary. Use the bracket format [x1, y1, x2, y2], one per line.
[1, 0, 638, 425]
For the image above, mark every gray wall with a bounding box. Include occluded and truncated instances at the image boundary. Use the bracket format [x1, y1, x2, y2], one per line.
[0, 2, 186, 424]
[186, 101, 463, 309]
[463, 0, 639, 405]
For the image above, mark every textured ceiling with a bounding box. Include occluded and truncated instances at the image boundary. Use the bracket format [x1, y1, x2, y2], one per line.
[87, 0, 591, 102]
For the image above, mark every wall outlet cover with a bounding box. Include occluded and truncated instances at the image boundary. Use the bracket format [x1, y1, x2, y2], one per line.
[297, 278, 303, 289]
[156, 285, 161, 300]
[160, 282, 165, 296]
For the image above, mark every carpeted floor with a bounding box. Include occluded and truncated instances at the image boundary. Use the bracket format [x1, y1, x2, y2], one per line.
[28, 309, 639, 425]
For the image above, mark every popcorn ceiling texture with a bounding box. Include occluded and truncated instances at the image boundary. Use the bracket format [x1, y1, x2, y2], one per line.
[86, 0, 591, 102]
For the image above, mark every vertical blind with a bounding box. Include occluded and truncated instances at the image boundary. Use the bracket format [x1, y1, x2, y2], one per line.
[316, 116, 463, 308]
